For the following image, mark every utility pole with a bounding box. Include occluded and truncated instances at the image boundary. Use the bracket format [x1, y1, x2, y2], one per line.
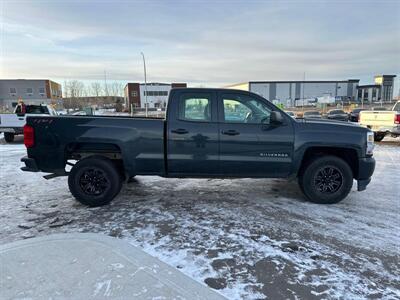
[302, 72, 306, 110]
[141, 52, 148, 117]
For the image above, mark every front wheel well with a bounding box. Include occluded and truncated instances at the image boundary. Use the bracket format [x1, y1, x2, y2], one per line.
[298, 147, 358, 178]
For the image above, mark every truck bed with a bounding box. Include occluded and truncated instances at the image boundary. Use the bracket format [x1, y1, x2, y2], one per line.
[25, 115, 166, 176]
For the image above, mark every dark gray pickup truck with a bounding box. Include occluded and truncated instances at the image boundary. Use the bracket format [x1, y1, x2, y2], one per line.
[21, 88, 375, 206]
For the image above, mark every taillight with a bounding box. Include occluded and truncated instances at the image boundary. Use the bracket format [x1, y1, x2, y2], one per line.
[395, 114, 400, 124]
[24, 125, 35, 148]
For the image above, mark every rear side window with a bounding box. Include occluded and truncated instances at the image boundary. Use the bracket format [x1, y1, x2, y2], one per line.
[179, 94, 211, 121]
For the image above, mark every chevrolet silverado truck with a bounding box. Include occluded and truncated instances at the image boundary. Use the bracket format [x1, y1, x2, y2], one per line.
[0, 104, 57, 142]
[359, 101, 400, 141]
[21, 88, 375, 206]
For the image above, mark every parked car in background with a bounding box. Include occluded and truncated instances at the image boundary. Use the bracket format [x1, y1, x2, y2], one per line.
[303, 111, 322, 119]
[285, 111, 296, 118]
[21, 88, 375, 206]
[348, 108, 366, 122]
[0, 104, 57, 142]
[326, 109, 348, 122]
[359, 101, 400, 141]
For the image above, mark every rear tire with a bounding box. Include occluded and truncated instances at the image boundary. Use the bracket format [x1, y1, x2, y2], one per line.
[374, 133, 385, 142]
[299, 156, 353, 204]
[68, 156, 122, 207]
[4, 133, 14, 143]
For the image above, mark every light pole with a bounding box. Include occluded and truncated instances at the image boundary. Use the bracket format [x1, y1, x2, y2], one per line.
[141, 52, 148, 117]
[302, 72, 305, 110]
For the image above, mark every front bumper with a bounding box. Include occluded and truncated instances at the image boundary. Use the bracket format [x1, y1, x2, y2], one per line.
[357, 157, 375, 191]
[367, 125, 400, 135]
[390, 125, 400, 135]
[21, 156, 40, 172]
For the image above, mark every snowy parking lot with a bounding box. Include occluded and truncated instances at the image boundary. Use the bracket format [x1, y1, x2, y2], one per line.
[0, 135, 399, 299]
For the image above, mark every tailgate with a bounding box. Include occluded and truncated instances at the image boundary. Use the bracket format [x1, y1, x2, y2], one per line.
[0, 114, 25, 128]
[359, 111, 395, 126]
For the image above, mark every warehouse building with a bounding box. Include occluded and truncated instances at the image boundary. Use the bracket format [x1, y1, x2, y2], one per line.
[227, 79, 359, 107]
[0, 79, 62, 111]
[356, 75, 396, 103]
[124, 82, 187, 111]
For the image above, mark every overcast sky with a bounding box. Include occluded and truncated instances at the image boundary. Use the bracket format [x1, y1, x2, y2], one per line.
[1, 0, 399, 93]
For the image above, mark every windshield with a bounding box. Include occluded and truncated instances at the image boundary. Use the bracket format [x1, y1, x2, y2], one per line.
[393, 102, 400, 112]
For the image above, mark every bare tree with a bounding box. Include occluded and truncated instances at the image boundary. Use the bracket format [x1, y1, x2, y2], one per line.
[63, 80, 85, 109]
[63, 81, 68, 98]
[69, 80, 85, 98]
[90, 82, 102, 97]
[109, 81, 124, 97]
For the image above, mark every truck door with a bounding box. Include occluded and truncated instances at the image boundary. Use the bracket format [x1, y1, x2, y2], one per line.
[167, 91, 219, 176]
[217, 91, 294, 177]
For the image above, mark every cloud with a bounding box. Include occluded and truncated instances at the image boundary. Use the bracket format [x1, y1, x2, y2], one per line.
[1, 0, 399, 90]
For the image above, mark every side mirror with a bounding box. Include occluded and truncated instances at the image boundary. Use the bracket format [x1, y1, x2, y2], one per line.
[270, 111, 283, 124]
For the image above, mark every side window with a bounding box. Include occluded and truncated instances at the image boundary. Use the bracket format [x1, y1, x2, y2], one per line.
[223, 99, 251, 122]
[180, 94, 211, 121]
[222, 94, 271, 124]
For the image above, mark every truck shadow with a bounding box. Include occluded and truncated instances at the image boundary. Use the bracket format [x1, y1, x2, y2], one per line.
[0, 135, 24, 145]
[120, 177, 305, 206]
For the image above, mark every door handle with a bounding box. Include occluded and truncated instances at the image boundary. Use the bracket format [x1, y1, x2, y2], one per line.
[171, 128, 188, 134]
[221, 130, 240, 136]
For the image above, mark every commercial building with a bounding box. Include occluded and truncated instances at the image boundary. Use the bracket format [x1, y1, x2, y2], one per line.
[226, 80, 359, 107]
[356, 75, 396, 103]
[124, 82, 187, 111]
[0, 79, 62, 111]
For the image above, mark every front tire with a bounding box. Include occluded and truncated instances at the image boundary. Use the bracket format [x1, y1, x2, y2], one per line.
[299, 156, 353, 204]
[4, 133, 14, 143]
[68, 156, 122, 207]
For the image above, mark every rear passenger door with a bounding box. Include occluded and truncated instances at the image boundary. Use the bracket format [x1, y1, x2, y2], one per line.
[167, 91, 219, 176]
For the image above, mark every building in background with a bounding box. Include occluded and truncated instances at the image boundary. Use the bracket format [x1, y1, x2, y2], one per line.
[0, 79, 62, 111]
[226, 79, 359, 107]
[357, 75, 396, 104]
[124, 82, 187, 111]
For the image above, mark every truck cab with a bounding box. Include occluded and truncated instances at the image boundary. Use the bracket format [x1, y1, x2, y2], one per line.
[166, 89, 294, 177]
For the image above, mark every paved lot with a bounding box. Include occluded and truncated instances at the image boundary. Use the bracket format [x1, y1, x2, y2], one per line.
[0, 136, 399, 299]
[1, 233, 225, 299]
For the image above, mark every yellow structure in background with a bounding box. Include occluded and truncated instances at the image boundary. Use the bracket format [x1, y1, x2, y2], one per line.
[224, 82, 249, 91]
[374, 76, 383, 85]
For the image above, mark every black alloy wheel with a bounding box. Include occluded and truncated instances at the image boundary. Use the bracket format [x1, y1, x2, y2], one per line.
[313, 166, 343, 194]
[79, 168, 110, 196]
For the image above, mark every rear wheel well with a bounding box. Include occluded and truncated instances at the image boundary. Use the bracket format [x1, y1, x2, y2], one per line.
[65, 142, 125, 178]
[298, 147, 358, 178]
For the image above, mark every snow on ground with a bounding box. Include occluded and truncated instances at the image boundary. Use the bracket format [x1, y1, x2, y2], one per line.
[0, 135, 399, 299]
